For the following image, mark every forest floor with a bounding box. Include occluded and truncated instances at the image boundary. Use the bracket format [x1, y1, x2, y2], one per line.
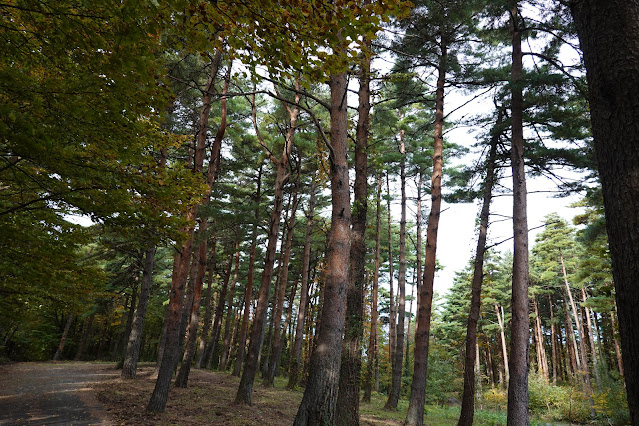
[94, 364, 422, 425]
[0, 361, 466, 425]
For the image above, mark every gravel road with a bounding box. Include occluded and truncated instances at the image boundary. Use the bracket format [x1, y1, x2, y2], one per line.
[0, 362, 118, 425]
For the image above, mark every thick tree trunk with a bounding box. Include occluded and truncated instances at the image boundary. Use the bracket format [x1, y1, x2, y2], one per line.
[458, 117, 499, 426]
[405, 38, 446, 426]
[568, 2, 639, 422]
[362, 172, 383, 403]
[336, 45, 370, 424]
[53, 312, 73, 361]
[506, 7, 530, 425]
[386, 128, 406, 410]
[234, 165, 263, 377]
[122, 246, 157, 378]
[287, 177, 316, 389]
[293, 71, 350, 426]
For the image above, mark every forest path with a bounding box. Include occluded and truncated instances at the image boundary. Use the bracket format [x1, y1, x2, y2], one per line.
[0, 362, 118, 425]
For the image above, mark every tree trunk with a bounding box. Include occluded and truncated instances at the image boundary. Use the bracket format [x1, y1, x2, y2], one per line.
[270, 279, 299, 380]
[219, 245, 240, 371]
[405, 275, 415, 374]
[581, 288, 601, 390]
[119, 278, 139, 363]
[53, 312, 73, 361]
[226, 301, 243, 371]
[266, 179, 301, 386]
[196, 234, 217, 369]
[235, 82, 299, 402]
[495, 304, 510, 387]
[568, 2, 639, 421]
[206, 254, 233, 368]
[234, 165, 263, 377]
[336, 43, 370, 424]
[362, 171, 382, 402]
[261, 270, 279, 378]
[386, 172, 396, 366]
[122, 246, 157, 378]
[288, 176, 316, 389]
[458, 113, 500, 426]
[610, 312, 624, 376]
[506, 6, 530, 425]
[386, 126, 406, 410]
[532, 297, 549, 382]
[74, 312, 95, 361]
[405, 36, 447, 426]
[548, 294, 558, 385]
[293, 71, 350, 426]
[565, 304, 580, 384]
[147, 52, 226, 413]
[561, 256, 595, 415]
[174, 236, 208, 387]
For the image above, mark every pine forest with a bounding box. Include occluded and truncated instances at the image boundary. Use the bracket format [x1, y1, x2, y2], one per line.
[1, 1, 639, 425]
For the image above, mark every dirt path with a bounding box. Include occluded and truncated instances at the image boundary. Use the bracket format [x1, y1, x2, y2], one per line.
[0, 362, 118, 425]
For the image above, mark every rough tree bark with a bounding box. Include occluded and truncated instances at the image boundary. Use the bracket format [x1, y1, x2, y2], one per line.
[336, 39, 370, 424]
[567, 1, 639, 422]
[505, 6, 530, 425]
[405, 35, 447, 426]
[293, 71, 350, 426]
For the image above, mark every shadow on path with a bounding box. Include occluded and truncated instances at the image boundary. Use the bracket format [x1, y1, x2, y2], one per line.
[0, 362, 118, 425]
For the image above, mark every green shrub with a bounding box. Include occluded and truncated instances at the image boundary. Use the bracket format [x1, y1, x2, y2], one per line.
[593, 378, 630, 425]
[482, 387, 507, 412]
[528, 373, 590, 423]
